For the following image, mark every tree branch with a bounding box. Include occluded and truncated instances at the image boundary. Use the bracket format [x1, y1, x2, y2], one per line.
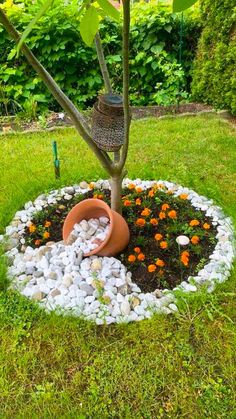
[94, 32, 112, 94]
[117, 0, 131, 171]
[0, 9, 114, 174]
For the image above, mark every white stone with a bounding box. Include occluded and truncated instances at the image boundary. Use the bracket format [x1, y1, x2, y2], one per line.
[90, 259, 102, 271]
[120, 301, 131, 316]
[176, 235, 190, 246]
[169, 303, 178, 312]
[62, 275, 73, 287]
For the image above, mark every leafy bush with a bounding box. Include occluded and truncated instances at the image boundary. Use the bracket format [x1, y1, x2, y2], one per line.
[191, 0, 236, 115]
[0, 0, 201, 115]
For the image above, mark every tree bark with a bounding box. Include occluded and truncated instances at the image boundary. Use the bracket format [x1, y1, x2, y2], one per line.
[94, 32, 112, 94]
[110, 174, 123, 214]
[117, 0, 131, 171]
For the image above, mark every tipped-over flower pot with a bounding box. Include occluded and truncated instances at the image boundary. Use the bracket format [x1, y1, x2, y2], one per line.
[62, 198, 130, 257]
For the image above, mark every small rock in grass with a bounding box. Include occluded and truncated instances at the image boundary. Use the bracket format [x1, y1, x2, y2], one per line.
[169, 303, 178, 312]
[32, 291, 46, 301]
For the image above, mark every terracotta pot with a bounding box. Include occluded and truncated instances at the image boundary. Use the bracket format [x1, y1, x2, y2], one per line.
[62, 198, 130, 257]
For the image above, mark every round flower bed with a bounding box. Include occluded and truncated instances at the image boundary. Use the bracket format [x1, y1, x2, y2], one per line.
[2, 179, 235, 325]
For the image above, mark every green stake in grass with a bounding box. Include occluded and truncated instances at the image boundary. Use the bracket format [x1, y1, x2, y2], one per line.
[52, 140, 60, 179]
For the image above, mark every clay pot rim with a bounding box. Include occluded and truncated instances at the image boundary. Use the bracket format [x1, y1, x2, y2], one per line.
[63, 198, 114, 257]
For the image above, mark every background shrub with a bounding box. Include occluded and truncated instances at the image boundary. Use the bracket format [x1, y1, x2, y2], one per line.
[191, 0, 236, 115]
[0, 0, 201, 115]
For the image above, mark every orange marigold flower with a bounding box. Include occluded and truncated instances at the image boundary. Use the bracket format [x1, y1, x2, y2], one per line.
[29, 224, 36, 233]
[181, 258, 189, 267]
[191, 235, 200, 245]
[43, 231, 50, 239]
[89, 182, 94, 189]
[160, 241, 168, 249]
[156, 258, 165, 267]
[128, 254, 136, 263]
[137, 253, 145, 261]
[161, 203, 170, 211]
[128, 183, 135, 190]
[136, 218, 146, 227]
[154, 233, 163, 241]
[135, 198, 142, 205]
[203, 223, 210, 230]
[44, 221, 51, 228]
[148, 264, 157, 273]
[97, 194, 104, 200]
[135, 186, 143, 193]
[134, 247, 141, 254]
[168, 210, 177, 219]
[150, 218, 158, 225]
[180, 250, 190, 266]
[141, 207, 151, 217]
[190, 219, 200, 227]
[159, 211, 166, 220]
[180, 194, 188, 200]
[124, 200, 132, 207]
[148, 189, 154, 197]
[34, 239, 41, 246]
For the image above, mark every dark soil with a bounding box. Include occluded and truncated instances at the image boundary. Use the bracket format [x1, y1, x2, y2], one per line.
[23, 187, 217, 292]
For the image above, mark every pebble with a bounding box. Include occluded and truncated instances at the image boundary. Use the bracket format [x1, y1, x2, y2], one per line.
[79, 181, 89, 189]
[32, 291, 46, 301]
[120, 300, 131, 315]
[79, 283, 94, 295]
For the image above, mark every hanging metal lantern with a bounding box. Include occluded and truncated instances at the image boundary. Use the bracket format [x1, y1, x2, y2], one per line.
[91, 94, 125, 152]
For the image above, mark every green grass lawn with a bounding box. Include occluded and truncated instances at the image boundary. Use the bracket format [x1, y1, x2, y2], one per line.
[0, 114, 235, 417]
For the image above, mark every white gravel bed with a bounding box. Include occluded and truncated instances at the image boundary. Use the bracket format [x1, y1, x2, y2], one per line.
[67, 217, 110, 253]
[1, 179, 235, 325]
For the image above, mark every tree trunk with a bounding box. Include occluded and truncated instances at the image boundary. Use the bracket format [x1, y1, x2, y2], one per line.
[110, 174, 123, 214]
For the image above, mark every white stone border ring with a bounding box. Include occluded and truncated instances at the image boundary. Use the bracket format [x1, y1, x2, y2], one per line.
[2, 179, 235, 325]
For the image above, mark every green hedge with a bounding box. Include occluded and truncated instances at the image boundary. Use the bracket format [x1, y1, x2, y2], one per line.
[0, 1, 201, 115]
[191, 0, 236, 115]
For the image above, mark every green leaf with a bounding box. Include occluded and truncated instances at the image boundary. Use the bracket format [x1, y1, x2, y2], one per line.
[80, 6, 99, 47]
[172, 0, 198, 13]
[17, 0, 54, 55]
[97, 0, 120, 22]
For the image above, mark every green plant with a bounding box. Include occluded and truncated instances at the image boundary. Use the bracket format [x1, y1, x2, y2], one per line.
[191, 0, 236, 115]
[0, 1, 201, 113]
